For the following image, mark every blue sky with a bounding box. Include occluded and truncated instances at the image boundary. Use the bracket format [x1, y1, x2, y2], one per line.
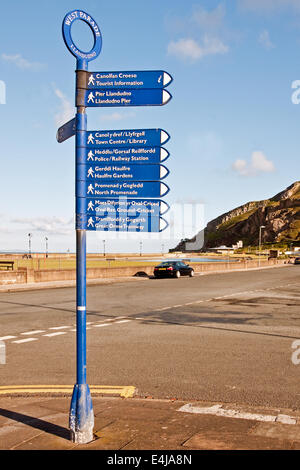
[1, 0, 300, 253]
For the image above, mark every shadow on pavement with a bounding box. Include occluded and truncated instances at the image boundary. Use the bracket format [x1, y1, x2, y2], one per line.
[0, 408, 69, 440]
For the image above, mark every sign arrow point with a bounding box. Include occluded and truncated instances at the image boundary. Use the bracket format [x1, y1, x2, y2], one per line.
[160, 148, 169, 162]
[160, 182, 170, 197]
[160, 165, 169, 179]
[163, 72, 173, 87]
[160, 130, 170, 145]
[160, 201, 170, 216]
[162, 90, 172, 105]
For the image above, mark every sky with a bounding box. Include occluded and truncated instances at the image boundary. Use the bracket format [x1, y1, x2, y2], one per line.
[1, 0, 300, 254]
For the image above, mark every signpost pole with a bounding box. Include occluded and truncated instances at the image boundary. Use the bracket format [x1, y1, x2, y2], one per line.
[69, 57, 94, 444]
[60, 8, 172, 443]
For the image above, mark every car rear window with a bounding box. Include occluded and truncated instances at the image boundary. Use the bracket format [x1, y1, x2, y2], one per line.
[158, 261, 176, 267]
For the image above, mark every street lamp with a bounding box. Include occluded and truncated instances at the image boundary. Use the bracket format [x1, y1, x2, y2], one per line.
[28, 233, 32, 258]
[258, 225, 265, 267]
[103, 239, 106, 257]
[45, 237, 48, 258]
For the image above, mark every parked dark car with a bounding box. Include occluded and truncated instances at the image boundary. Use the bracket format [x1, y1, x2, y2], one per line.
[153, 261, 194, 278]
[294, 257, 300, 265]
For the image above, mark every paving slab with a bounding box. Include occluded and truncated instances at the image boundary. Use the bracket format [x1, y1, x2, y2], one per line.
[0, 396, 299, 451]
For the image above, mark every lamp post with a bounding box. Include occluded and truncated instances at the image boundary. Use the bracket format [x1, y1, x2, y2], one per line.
[103, 240, 106, 257]
[45, 237, 48, 258]
[259, 225, 265, 267]
[28, 233, 32, 258]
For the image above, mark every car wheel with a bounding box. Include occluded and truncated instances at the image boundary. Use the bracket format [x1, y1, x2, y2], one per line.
[175, 270, 180, 278]
[189, 270, 194, 277]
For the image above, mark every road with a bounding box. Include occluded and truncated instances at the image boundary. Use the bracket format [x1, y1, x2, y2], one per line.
[1, 265, 300, 410]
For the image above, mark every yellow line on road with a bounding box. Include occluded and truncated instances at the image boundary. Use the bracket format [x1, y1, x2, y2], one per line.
[0, 385, 136, 398]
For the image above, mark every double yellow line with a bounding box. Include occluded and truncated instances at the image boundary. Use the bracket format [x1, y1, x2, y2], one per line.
[0, 385, 136, 398]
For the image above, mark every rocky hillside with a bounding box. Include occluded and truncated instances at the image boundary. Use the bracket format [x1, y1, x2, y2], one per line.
[174, 181, 300, 251]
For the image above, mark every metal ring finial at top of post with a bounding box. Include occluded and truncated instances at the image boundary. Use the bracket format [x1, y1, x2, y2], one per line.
[62, 10, 102, 70]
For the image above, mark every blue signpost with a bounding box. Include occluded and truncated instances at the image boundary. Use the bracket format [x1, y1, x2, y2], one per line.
[59, 8, 173, 444]
[62, 9, 102, 445]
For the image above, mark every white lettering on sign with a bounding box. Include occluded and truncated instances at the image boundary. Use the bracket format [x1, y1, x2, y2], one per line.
[64, 10, 101, 37]
[64, 11, 78, 25]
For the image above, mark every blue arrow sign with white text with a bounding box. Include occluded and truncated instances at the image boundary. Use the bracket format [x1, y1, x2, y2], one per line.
[85, 71, 172, 89]
[83, 128, 170, 148]
[77, 163, 169, 181]
[81, 89, 172, 107]
[76, 198, 169, 217]
[77, 181, 170, 198]
[82, 146, 169, 165]
[76, 213, 168, 232]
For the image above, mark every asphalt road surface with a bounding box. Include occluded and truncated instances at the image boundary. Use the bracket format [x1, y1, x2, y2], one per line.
[1, 265, 300, 410]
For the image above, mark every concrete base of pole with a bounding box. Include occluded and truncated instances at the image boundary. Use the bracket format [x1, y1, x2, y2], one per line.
[69, 383, 94, 444]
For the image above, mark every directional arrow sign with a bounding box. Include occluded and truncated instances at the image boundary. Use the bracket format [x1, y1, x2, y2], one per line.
[77, 213, 168, 232]
[77, 163, 169, 181]
[83, 146, 169, 165]
[77, 198, 170, 217]
[84, 128, 170, 148]
[78, 89, 172, 107]
[77, 181, 170, 198]
[56, 117, 76, 143]
[82, 70, 173, 90]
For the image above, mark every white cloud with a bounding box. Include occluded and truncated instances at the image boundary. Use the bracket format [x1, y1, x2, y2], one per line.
[168, 35, 228, 61]
[258, 30, 274, 50]
[54, 87, 74, 127]
[232, 151, 275, 176]
[192, 4, 226, 31]
[1, 53, 44, 70]
[167, 4, 229, 62]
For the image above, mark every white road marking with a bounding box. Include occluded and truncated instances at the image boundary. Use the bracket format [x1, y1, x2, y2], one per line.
[43, 332, 67, 337]
[21, 330, 45, 335]
[12, 338, 38, 344]
[49, 326, 70, 330]
[178, 404, 297, 425]
[7, 282, 300, 345]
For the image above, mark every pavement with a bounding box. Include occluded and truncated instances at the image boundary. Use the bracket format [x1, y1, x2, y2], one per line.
[0, 275, 149, 293]
[1, 393, 300, 450]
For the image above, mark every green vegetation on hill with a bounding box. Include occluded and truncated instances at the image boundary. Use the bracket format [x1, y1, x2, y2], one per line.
[173, 181, 300, 251]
